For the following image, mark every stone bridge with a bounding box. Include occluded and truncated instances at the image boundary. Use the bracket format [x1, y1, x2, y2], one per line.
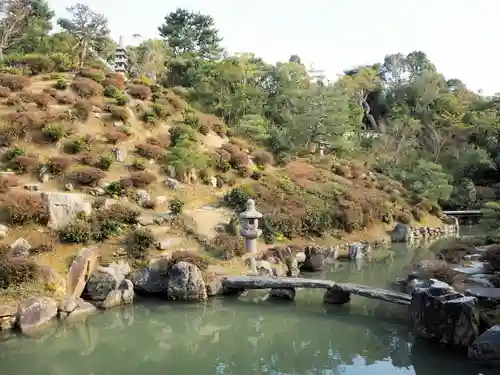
[222, 276, 411, 305]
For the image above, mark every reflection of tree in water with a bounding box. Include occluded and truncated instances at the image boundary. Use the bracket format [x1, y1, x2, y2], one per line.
[0, 298, 469, 375]
[0, 240, 494, 375]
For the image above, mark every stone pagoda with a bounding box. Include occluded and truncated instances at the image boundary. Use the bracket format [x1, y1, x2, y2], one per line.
[113, 36, 128, 76]
[239, 199, 262, 275]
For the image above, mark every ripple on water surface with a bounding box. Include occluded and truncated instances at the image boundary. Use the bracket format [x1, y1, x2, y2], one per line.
[0, 239, 495, 375]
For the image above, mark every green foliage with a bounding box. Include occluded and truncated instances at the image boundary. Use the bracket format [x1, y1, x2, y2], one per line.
[54, 78, 68, 90]
[96, 153, 114, 171]
[480, 202, 500, 231]
[127, 228, 156, 258]
[59, 221, 91, 243]
[169, 198, 184, 215]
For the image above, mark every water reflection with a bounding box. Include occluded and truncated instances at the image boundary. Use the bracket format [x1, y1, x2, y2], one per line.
[0, 298, 494, 375]
[0, 238, 494, 375]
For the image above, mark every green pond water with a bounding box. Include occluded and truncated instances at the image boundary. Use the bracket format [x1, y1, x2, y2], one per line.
[0, 232, 495, 375]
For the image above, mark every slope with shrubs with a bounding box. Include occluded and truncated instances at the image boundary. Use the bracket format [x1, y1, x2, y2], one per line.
[0, 66, 444, 302]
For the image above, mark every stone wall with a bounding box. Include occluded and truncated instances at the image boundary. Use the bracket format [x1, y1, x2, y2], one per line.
[391, 222, 458, 243]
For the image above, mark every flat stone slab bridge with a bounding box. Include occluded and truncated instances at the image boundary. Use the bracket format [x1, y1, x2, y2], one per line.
[222, 276, 411, 306]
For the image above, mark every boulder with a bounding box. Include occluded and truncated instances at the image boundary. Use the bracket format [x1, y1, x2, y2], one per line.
[464, 287, 500, 308]
[348, 242, 364, 260]
[0, 224, 8, 238]
[391, 223, 411, 243]
[166, 261, 207, 301]
[58, 296, 97, 320]
[324, 285, 351, 304]
[130, 260, 170, 294]
[97, 279, 134, 309]
[468, 325, 500, 364]
[269, 288, 295, 301]
[299, 246, 325, 272]
[0, 304, 17, 331]
[8, 238, 31, 259]
[66, 247, 100, 299]
[41, 192, 92, 229]
[17, 297, 58, 332]
[84, 267, 120, 301]
[409, 286, 479, 347]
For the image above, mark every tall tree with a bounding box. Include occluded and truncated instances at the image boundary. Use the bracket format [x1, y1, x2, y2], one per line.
[57, 3, 109, 67]
[0, 0, 53, 58]
[158, 8, 222, 59]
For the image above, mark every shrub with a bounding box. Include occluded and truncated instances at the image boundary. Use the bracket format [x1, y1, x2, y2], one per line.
[147, 133, 171, 148]
[135, 143, 165, 160]
[167, 250, 210, 271]
[56, 93, 75, 104]
[411, 208, 425, 222]
[71, 78, 103, 98]
[0, 174, 20, 192]
[127, 228, 156, 258]
[65, 137, 88, 154]
[54, 79, 68, 90]
[49, 53, 73, 72]
[395, 211, 412, 224]
[4, 95, 22, 106]
[131, 158, 146, 171]
[127, 84, 151, 100]
[10, 155, 39, 174]
[0, 259, 39, 289]
[6, 110, 47, 131]
[68, 167, 105, 186]
[103, 77, 125, 91]
[150, 103, 170, 119]
[96, 153, 115, 171]
[183, 110, 200, 130]
[76, 68, 105, 83]
[107, 105, 130, 122]
[252, 150, 274, 167]
[91, 216, 122, 241]
[72, 100, 93, 121]
[42, 124, 67, 142]
[4, 145, 25, 160]
[125, 171, 156, 188]
[169, 198, 184, 215]
[48, 156, 72, 175]
[4, 53, 55, 74]
[1, 192, 47, 225]
[104, 130, 128, 144]
[114, 93, 128, 106]
[169, 125, 197, 146]
[32, 93, 56, 109]
[42, 87, 58, 98]
[103, 85, 120, 98]
[104, 180, 127, 196]
[198, 124, 210, 135]
[0, 74, 30, 91]
[229, 150, 250, 169]
[481, 245, 500, 272]
[32, 234, 56, 254]
[97, 204, 139, 224]
[59, 221, 91, 243]
[0, 86, 11, 97]
[207, 233, 247, 260]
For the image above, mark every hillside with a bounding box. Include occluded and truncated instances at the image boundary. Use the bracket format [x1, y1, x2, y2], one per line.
[0, 69, 445, 302]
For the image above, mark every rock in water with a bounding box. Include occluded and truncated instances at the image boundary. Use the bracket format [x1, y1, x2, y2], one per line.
[17, 297, 58, 332]
[166, 261, 207, 301]
[410, 286, 479, 347]
[269, 288, 295, 301]
[468, 324, 500, 364]
[300, 246, 325, 272]
[85, 267, 120, 301]
[391, 223, 411, 242]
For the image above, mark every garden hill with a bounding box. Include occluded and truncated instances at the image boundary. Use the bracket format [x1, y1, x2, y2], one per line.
[0, 68, 445, 303]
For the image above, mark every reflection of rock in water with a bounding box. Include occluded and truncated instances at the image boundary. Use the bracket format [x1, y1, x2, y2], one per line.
[411, 339, 496, 375]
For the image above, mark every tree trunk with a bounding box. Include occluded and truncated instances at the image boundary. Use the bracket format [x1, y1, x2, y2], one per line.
[80, 40, 89, 68]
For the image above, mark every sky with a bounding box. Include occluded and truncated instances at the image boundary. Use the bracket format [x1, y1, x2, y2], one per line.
[50, 0, 499, 94]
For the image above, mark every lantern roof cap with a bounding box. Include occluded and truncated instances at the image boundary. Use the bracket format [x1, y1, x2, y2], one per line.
[239, 199, 262, 219]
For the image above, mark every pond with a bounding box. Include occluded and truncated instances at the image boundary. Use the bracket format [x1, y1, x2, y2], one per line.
[0, 235, 494, 375]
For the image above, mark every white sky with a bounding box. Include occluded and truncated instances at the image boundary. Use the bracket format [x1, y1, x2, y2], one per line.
[50, 0, 499, 94]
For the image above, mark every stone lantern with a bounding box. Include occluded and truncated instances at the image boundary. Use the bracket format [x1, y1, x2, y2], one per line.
[239, 199, 262, 275]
